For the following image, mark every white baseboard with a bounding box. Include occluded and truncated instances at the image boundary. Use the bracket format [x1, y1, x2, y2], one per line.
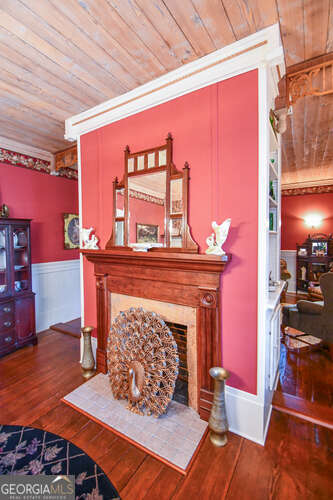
[225, 386, 269, 445]
[281, 250, 296, 293]
[32, 259, 81, 333]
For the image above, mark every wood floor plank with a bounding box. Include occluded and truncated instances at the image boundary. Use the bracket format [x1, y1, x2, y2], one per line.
[108, 444, 147, 493]
[173, 432, 242, 499]
[143, 465, 184, 499]
[0, 330, 332, 499]
[120, 455, 164, 500]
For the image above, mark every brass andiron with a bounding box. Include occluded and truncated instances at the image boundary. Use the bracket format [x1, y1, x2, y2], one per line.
[81, 326, 96, 379]
[208, 366, 229, 447]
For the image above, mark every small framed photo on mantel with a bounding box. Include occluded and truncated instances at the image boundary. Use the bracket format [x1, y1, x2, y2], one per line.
[64, 213, 79, 249]
[136, 223, 159, 244]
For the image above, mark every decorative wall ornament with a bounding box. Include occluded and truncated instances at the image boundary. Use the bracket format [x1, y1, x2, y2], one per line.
[63, 213, 80, 249]
[0, 204, 9, 218]
[282, 184, 333, 196]
[287, 58, 333, 106]
[0, 147, 78, 180]
[80, 227, 99, 250]
[0, 147, 50, 173]
[107, 307, 179, 417]
[205, 219, 231, 256]
[55, 145, 77, 171]
[53, 168, 78, 180]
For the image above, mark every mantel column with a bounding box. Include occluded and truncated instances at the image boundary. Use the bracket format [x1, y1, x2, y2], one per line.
[95, 273, 108, 373]
[198, 287, 221, 420]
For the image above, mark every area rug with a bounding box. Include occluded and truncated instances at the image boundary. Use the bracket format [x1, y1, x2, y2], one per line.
[0, 425, 119, 499]
[63, 373, 207, 474]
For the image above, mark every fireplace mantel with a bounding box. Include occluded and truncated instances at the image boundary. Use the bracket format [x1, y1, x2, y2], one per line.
[82, 248, 230, 420]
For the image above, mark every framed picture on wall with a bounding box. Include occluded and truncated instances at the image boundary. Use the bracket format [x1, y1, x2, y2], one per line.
[136, 223, 158, 243]
[64, 213, 80, 249]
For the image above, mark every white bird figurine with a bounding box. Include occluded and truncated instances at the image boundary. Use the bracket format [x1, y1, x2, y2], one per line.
[205, 218, 231, 256]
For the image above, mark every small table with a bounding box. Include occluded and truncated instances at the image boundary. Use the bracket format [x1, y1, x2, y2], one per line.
[283, 326, 323, 353]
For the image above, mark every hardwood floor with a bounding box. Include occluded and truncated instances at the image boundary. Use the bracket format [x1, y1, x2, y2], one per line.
[1, 330, 332, 499]
[275, 294, 333, 429]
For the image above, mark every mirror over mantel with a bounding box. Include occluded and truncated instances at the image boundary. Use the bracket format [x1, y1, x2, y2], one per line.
[106, 134, 198, 253]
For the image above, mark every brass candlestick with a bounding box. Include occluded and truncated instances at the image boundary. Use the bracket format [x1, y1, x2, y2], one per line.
[81, 326, 96, 379]
[208, 366, 229, 447]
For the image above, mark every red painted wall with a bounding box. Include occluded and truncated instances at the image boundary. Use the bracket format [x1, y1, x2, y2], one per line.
[129, 197, 165, 244]
[281, 193, 333, 249]
[81, 70, 258, 394]
[0, 162, 79, 263]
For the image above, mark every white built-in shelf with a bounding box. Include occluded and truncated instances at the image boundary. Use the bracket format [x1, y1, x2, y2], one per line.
[269, 162, 278, 179]
[267, 281, 286, 311]
[269, 230, 278, 235]
[269, 126, 278, 147]
[269, 196, 278, 207]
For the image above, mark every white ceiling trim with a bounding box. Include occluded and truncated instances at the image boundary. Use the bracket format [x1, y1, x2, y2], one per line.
[65, 24, 284, 141]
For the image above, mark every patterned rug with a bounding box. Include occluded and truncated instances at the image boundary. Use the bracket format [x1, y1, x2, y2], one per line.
[0, 425, 119, 499]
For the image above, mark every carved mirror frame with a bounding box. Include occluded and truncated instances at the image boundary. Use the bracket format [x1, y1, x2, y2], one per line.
[106, 134, 198, 252]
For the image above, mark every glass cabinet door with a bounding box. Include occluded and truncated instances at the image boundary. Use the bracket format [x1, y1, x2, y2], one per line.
[0, 227, 9, 297]
[12, 226, 30, 294]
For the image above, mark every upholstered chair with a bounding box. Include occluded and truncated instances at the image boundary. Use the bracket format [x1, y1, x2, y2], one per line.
[282, 272, 333, 343]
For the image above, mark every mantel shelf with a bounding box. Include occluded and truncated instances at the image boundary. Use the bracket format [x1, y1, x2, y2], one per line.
[81, 249, 231, 274]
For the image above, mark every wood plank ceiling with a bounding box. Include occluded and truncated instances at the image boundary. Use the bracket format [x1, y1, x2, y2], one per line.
[0, 0, 331, 185]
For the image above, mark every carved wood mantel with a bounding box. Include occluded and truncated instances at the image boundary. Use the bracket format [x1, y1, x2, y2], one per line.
[82, 249, 230, 421]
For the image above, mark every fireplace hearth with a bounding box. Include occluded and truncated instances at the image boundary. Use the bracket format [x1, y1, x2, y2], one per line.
[82, 249, 229, 421]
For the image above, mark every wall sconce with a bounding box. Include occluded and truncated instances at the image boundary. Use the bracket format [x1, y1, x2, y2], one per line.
[303, 213, 323, 228]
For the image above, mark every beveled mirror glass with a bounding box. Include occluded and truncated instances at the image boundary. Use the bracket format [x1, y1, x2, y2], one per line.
[128, 171, 166, 247]
[107, 134, 198, 252]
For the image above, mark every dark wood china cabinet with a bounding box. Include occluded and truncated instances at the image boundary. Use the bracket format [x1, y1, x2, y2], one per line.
[0, 218, 36, 356]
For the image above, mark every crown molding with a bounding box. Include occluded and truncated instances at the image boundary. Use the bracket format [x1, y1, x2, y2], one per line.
[282, 178, 333, 190]
[65, 24, 284, 141]
[282, 179, 333, 196]
[0, 136, 55, 169]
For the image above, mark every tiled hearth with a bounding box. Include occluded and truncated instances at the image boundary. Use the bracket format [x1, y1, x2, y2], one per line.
[63, 374, 207, 473]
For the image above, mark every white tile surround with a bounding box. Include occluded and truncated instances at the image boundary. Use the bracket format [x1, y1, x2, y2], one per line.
[63, 373, 207, 472]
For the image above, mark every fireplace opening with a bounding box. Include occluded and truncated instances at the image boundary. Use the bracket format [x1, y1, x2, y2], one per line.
[166, 321, 188, 407]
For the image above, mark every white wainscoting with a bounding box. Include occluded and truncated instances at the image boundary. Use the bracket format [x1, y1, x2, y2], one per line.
[281, 250, 296, 293]
[32, 259, 81, 333]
